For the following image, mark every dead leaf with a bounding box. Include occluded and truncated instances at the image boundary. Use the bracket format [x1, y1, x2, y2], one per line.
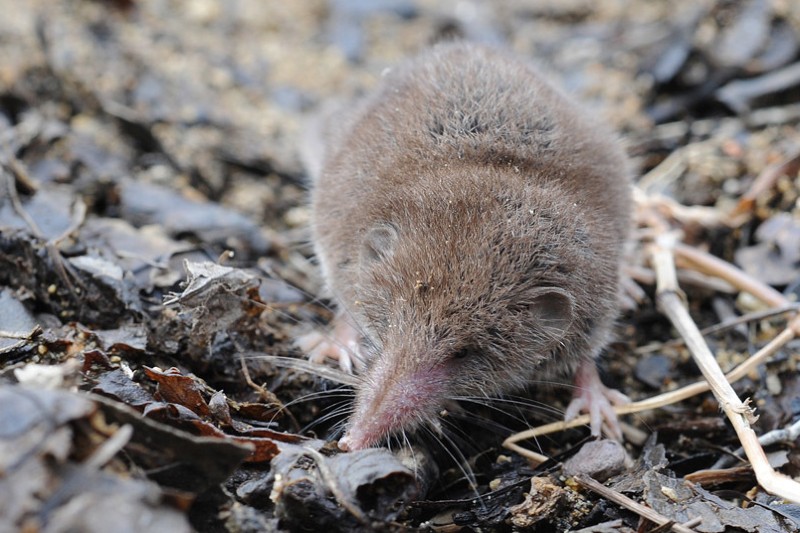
[144, 366, 212, 418]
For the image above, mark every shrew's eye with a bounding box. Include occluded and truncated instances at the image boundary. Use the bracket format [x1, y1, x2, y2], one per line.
[452, 347, 474, 359]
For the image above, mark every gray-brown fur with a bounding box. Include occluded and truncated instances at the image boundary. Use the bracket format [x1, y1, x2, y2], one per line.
[307, 42, 631, 450]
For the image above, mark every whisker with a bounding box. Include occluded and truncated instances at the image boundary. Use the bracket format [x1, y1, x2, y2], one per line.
[402, 431, 420, 479]
[280, 387, 354, 409]
[420, 425, 482, 504]
[328, 417, 349, 440]
[453, 395, 565, 421]
[240, 353, 361, 386]
[268, 387, 353, 426]
[301, 401, 354, 433]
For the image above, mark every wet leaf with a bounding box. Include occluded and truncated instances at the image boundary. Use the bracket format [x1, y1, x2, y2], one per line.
[89, 324, 149, 353]
[91, 368, 155, 408]
[0, 385, 192, 532]
[0, 185, 77, 241]
[0, 288, 39, 356]
[79, 217, 193, 290]
[94, 394, 252, 490]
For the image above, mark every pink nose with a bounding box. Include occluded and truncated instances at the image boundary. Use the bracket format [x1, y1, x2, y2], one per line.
[337, 424, 373, 451]
[337, 435, 354, 451]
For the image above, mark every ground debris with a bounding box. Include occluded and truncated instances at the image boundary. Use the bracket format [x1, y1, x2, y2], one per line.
[118, 179, 271, 255]
[642, 473, 789, 533]
[507, 476, 568, 529]
[0, 384, 192, 532]
[594, 436, 800, 532]
[2, 0, 800, 530]
[735, 212, 800, 286]
[268, 444, 417, 531]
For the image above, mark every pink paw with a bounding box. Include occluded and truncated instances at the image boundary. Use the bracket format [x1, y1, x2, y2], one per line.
[295, 318, 364, 374]
[564, 360, 629, 441]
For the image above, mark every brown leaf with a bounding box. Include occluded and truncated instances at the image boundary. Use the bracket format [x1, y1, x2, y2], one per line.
[143, 401, 281, 463]
[143, 366, 212, 418]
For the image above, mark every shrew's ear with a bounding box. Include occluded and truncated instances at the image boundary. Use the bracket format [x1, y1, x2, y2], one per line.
[521, 287, 575, 342]
[361, 223, 399, 264]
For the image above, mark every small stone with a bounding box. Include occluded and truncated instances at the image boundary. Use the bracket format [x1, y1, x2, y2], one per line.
[562, 440, 627, 482]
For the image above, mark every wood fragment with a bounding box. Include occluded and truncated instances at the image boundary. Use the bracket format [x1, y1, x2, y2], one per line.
[684, 465, 755, 487]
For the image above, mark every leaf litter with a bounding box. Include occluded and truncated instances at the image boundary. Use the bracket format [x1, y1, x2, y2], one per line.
[1, 0, 800, 531]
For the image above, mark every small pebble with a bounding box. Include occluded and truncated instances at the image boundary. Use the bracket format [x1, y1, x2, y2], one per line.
[562, 439, 627, 482]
